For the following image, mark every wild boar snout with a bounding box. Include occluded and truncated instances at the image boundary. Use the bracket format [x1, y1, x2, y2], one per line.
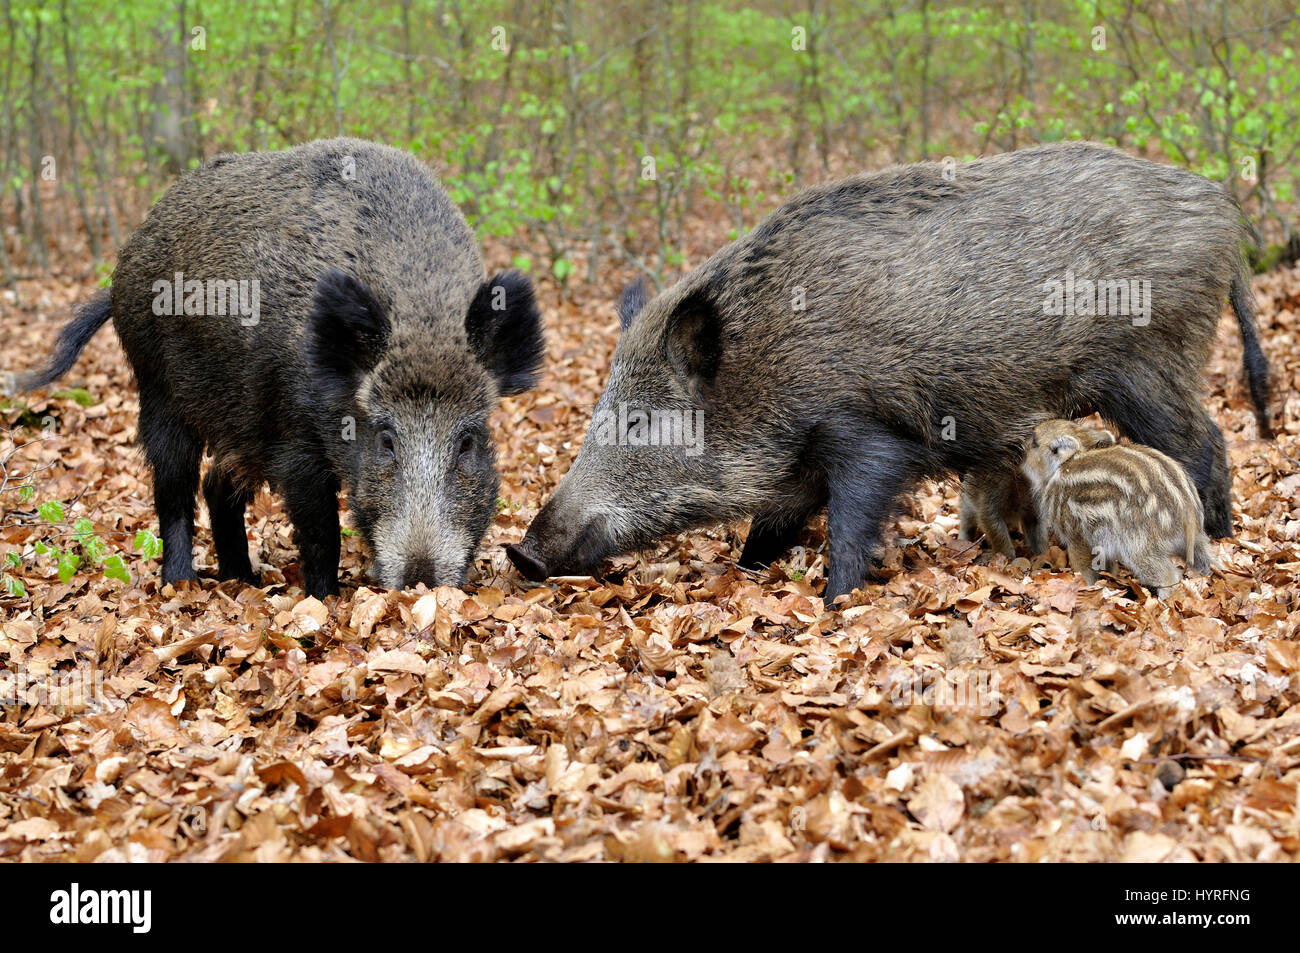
[508, 499, 616, 581]
[399, 555, 449, 591]
[505, 540, 549, 581]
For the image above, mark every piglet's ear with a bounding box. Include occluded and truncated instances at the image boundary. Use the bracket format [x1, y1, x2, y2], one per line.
[1049, 435, 1081, 457]
[1085, 429, 1117, 449]
[617, 278, 648, 332]
[664, 286, 722, 398]
[466, 271, 545, 396]
[309, 270, 391, 389]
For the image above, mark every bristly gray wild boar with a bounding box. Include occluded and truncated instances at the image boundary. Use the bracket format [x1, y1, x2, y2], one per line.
[15, 138, 544, 597]
[508, 141, 1271, 601]
[1021, 418, 1218, 598]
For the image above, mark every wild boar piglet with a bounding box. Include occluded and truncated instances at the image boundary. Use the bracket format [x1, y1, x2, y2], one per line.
[1021, 419, 1218, 598]
[959, 423, 1118, 557]
[958, 468, 1042, 557]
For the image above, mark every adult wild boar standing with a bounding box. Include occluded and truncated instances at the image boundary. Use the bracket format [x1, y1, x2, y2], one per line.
[508, 142, 1270, 600]
[16, 138, 544, 597]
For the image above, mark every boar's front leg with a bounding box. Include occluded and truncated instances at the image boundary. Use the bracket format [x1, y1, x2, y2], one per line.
[202, 467, 256, 584]
[139, 394, 202, 586]
[821, 424, 932, 601]
[738, 481, 826, 570]
[282, 474, 342, 598]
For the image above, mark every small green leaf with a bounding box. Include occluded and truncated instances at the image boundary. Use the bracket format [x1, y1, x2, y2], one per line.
[57, 551, 81, 584]
[552, 257, 573, 282]
[84, 535, 108, 564]
[102, 554, 131, 584]
[5, 552, 20, 569]
[3, 574, 25, 598]
[18, 485, 35, 503]
[133, 530, 163, 560]
[38, 500, 65, 523]
[52, 387, 97, 407]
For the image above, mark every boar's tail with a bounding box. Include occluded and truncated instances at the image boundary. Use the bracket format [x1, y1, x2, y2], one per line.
[11, 289, 111, 393]
[1230, 270, 1272, 438]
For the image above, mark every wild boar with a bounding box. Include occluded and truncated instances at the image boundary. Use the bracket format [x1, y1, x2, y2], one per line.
[508, 141, 1269, 600]
[14, 138, 543, 597]
[1021, 419, 1217, 597]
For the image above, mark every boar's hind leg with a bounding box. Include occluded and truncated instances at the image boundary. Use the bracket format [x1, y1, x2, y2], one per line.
[822, 426, 933, 601]
[139, 398, 201, 585]
[1095, 383, 1232, 538]
[282, 476, 342, 598]
[202, 468, 256, 584]
[1185, 414, 1232, 538]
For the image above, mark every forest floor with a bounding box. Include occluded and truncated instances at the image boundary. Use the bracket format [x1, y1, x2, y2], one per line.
[1, 248, 1298, 862]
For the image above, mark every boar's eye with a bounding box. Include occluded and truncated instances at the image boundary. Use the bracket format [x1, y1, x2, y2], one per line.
[456, 432, 476, 466]
[376, 428, 397, 460]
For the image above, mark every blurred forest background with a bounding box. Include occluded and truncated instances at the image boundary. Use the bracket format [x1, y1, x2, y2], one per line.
[2, 0, 1298, 291]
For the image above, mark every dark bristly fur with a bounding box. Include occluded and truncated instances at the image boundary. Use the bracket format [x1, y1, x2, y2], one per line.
[1230, 271, 1272, 438]
[14, 290, 112, 391]
[617, 278, 649, 331]
[465, 270, 546, 396]
[15, 138, 544, 597]
[508, 141, 1272, 600]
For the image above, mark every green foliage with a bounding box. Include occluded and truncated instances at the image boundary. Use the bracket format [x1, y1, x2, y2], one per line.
[1, 1, 1296, 283]
[133, 530, 163, 561]
[0, 397, 50, 431]
[102, 554, 131, 584]
[6, 500, 154, 592]
[3, 551, 23, 596]
[50, 388, 97, 408]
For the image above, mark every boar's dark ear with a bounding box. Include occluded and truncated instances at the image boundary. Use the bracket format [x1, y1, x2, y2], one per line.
[466, 270, 545, 396]
[309, 270, 391, 387]
[664, 286, 722, 392]
[617, 278, 648, 332]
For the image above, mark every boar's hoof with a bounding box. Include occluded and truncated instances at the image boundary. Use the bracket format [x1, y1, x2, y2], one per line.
[506, 543, 549, 582]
